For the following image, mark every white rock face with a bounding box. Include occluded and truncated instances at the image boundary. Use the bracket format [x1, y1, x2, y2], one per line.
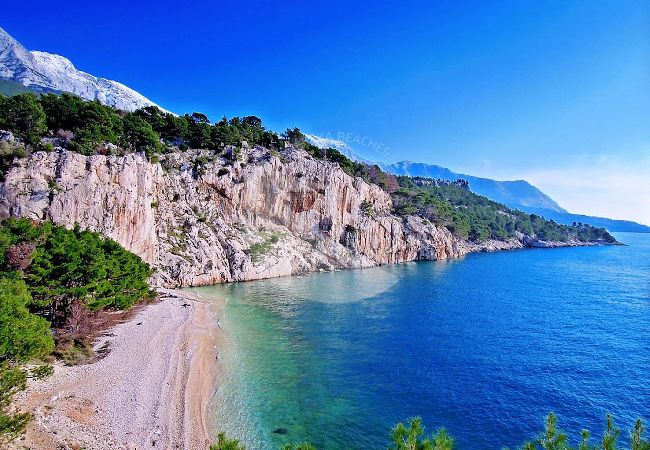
[0, 147, 471, 287]
[0, 27, 166, 112]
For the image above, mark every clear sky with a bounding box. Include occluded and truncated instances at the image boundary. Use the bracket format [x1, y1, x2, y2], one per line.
[4, 1, 649, 224]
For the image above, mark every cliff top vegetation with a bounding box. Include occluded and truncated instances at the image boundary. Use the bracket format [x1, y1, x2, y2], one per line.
[0, 92, 615, 244]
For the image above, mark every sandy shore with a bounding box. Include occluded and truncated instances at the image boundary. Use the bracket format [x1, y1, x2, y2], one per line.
[10, 290, 220, 450]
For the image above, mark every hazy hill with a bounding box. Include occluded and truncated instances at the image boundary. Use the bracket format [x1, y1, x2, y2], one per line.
[305, 135, 649, 233]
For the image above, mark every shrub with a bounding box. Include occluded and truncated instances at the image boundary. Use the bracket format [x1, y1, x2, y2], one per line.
[248, 232, 282, 263]
[47, 180, 62, 192]
[0, 363, 31, 442]
[390, 417, 454, 450]
[37, 142, 54, 153]
[4, 241, 35, 272]
[210, 432, 246, 450]
[29, 364, 53, 380]
[0, 140, 27, 180]
[361, 199, 376, 217]
[0, 94, 47, 145]
[52, 337, 94, 366]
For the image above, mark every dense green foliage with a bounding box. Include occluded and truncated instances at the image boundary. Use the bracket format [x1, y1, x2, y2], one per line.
[0, 276, 54, 442]
[0, 93, 281, 161]
[0, 92, 390, 186]
[0, 93, 46, 146]
[393, 177, 616, 243]
[0, 218, 153, 320]
[0, 278, 54, 362]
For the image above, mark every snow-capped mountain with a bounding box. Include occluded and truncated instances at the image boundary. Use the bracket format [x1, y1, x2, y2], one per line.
[304, 134, 373, 163]
[0, 27, 166, 112]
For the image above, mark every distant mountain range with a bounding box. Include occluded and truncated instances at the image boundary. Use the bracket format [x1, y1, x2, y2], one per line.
[0, 27, 164, 112]
[519, 209, 650, 234]
[379, 161, 566, 213]
[305, 135, 650, 233]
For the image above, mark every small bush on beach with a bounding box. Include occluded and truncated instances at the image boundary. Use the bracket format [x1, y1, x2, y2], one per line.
[52, 337, 95, 366]
[29, 364, 53, 380]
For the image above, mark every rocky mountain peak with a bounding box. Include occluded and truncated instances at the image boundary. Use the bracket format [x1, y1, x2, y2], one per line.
[0, 26, 167, 112]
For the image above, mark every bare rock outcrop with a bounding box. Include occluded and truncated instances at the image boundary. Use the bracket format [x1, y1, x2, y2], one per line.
[0, 147, 469, 287]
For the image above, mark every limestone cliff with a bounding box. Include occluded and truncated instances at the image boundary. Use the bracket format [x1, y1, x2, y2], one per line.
[0, 146, 472, 287]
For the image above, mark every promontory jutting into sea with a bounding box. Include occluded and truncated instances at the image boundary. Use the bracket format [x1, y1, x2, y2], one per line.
[0, 3, 648, 449]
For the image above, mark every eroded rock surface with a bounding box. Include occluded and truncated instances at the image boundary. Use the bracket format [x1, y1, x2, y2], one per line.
[1, 147, 472, 287]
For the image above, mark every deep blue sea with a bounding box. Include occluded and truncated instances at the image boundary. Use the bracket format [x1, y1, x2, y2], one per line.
[191, 232, 650, 449]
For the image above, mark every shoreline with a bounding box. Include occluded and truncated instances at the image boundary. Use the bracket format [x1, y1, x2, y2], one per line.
[173, 237, 618, 288]
[10, 290, 220, 450]
[465, 236, 621, 253]
[6, 239, 615, 449]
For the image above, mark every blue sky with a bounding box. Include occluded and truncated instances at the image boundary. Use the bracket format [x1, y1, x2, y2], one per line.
[4, 1, 649, 223]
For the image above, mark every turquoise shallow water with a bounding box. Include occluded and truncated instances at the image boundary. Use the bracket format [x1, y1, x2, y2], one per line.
[189, 232, 650, 449]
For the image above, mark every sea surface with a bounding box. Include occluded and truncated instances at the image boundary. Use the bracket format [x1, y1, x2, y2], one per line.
[190, 232, 650, 449]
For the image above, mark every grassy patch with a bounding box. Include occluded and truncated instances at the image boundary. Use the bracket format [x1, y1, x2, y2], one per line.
[53, 338, 95, 366]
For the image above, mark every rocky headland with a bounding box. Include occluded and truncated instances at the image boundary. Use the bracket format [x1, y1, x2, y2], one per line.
[0, 145, 602, 289]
